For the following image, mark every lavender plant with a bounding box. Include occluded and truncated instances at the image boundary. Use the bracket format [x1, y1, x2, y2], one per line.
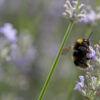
[74, 42, 100, 100]
[0, 23, 17, 64]
[0, 23, 17, 43]
[0, 23, 36, 67]
[10, 30, 37, 70]
[0, 23, 37, 100]
[63, 1, 100, 24]
[65, 1, 100, 100]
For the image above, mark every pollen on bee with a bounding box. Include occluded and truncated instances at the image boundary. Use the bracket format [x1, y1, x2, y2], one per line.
[77, 39, 83, 44]
[72, 56, 76, 61]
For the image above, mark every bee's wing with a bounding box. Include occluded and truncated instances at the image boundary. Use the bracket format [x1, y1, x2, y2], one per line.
[61, 45, 74, 55]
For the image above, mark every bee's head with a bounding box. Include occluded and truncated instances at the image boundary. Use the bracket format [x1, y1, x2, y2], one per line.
[83, 39, 90, 46]
[77, 39, 90, 45]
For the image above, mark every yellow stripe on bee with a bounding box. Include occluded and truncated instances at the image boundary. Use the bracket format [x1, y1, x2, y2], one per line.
[77, 39, 83, 44]
[72, 56, 76, 61]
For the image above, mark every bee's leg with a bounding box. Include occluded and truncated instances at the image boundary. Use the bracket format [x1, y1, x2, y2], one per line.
[86, 57, 90, 60]
[80, 60, 88, 68]
[82, 63, 88, 68]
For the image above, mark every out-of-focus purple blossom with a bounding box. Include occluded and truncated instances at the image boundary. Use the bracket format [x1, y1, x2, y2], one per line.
[79, 10, 96, 23]
[79, 17, 87, 23]
[10, 44, 37, 71]
[26, 47, 37, 63]
[0, 0, 5, 7]
[79, 76, 84, 83]
[74, 76, 84, 91]
[79, 3, 85, 10]
[88, 46, 95, 60]
[9, 30, 37, 71]
[74, 82, 81, 91]
[72, 0, 78, 8]
[88, 11, 96, 22]
[0, 23, 17, 43]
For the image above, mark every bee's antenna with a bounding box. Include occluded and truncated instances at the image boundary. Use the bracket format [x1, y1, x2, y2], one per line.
[87, 32, 93, 40]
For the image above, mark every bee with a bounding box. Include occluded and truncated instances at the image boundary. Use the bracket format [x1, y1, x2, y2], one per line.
[62, 32, 93, 69]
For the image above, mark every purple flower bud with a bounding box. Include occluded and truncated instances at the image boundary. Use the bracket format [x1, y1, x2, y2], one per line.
[72, 13, 77, 18]
[74, 82, 81, 91]
[79, 76, 84, 83]
[72, 1, 78, 8]
[0, 23, 17, 43]
[88, 46, 95, 60]
[79, 17, 87, 23]
[74, 76, 84, 91]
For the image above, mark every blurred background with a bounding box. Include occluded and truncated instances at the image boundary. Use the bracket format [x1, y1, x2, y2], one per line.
[0, 0, 100, 100]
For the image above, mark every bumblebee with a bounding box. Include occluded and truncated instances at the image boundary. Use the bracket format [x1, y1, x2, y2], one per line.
[62, 32, 93, 69]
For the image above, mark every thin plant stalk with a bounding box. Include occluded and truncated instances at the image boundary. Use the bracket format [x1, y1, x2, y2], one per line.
[38, 22, 73, 100]
[38, 0, 80, 99]
[66, 68, 79, 100]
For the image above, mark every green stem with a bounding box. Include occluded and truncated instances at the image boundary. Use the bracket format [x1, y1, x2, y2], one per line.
[66, 69, 79, 100]
[38, 22, 73, 100]
[76, 0, 80, 11]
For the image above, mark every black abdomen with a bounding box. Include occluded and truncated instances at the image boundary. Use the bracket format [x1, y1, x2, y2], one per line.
[73, 51, 89, 68]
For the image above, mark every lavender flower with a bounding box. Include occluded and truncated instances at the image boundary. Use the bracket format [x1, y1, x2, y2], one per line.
[10, 31, 37, 72]
[63, 0, 100, 23]
[74, 76, 84, 91]
[0, 23, 17, 43]
[88, 46, 95, 60]
[79, 10, 96, 23]
[63, 0, 87, 21]
[11, 46, 36, 68]
[79, 7, 100, 24]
